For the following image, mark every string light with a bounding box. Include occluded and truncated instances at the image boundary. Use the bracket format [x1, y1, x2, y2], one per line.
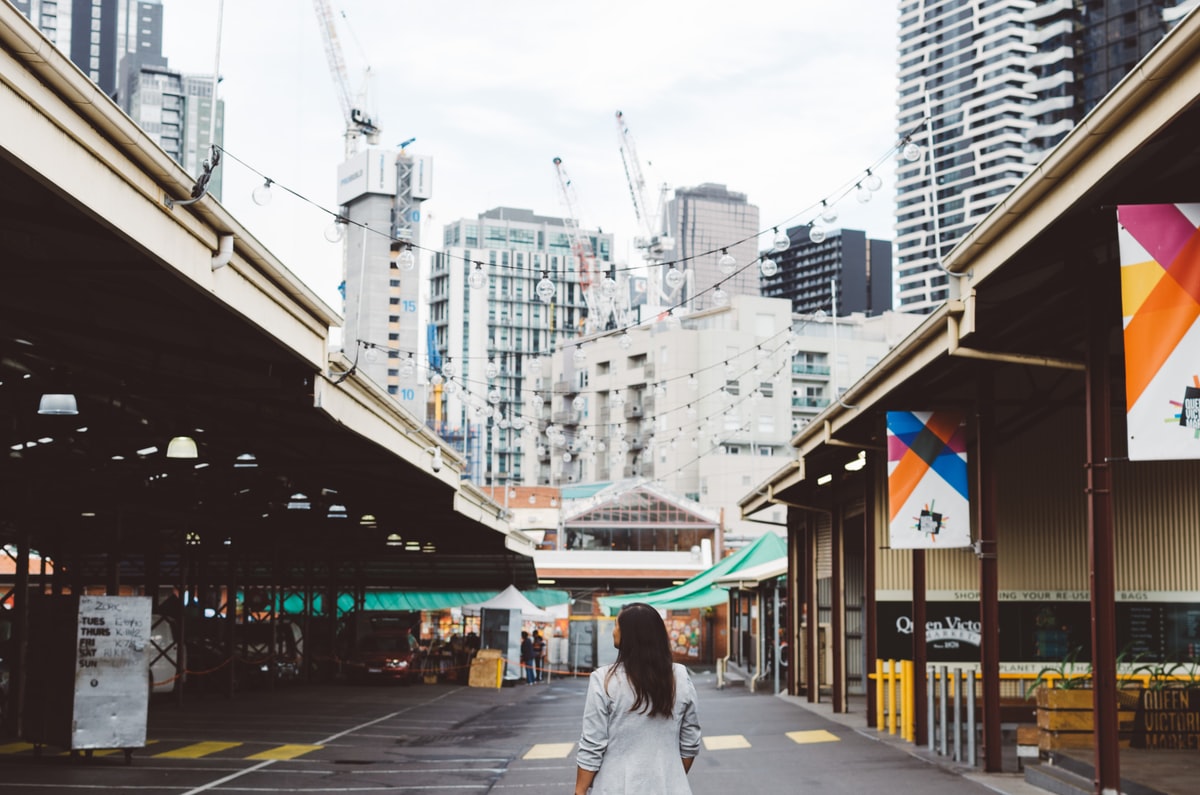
[397, 245, 416, 271]
[251, 178, 273, 206]
[718, 250, 737, 275]
[759, 257, 779, 277]
[468, 264, 487, 289]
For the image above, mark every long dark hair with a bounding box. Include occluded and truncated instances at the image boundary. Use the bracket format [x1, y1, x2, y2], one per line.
[606, 602, 675, 718]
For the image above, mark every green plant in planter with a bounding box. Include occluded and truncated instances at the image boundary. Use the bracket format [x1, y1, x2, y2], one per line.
[1028, 645, 1092, 699]
[1130, 655, 1200, 691]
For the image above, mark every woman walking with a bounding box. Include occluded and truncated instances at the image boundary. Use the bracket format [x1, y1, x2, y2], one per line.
[575, 602, 701, 794]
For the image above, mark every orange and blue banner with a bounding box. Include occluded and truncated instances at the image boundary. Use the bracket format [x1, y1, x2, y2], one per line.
[1117, 204, 1200, 460]
[886, 411, 970, 548]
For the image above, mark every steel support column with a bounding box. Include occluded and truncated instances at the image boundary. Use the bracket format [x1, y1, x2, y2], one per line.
[864, 453, 879, 728]
[831, 500, 845, 713]
[1086, 306, 1119, 794]
[976, 369, 1002, 771]
[805, 513, 819, 702]
[912, 549, 928, 747]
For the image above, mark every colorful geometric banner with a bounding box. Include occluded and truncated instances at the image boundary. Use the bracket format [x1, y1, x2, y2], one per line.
[1116, 204, 1200, 460]
[886, 411, 970, 548]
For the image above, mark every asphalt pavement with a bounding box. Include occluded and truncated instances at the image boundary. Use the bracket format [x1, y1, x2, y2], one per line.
[0, 668, 1042, 794]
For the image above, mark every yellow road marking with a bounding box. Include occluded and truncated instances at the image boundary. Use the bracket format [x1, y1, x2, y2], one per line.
[0, 742, 34, 754]
[523, 742, 576, 759]
[786, 729, 840, 744]
[154, 741, 241, 759]
[703, 734, 751, 750]
[246, 744, 324, 760]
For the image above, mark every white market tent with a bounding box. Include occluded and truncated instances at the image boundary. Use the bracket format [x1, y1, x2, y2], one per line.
[460, 585, 555, 622]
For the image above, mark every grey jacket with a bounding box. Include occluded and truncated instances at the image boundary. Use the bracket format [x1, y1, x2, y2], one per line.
[577, 662, 702, 794]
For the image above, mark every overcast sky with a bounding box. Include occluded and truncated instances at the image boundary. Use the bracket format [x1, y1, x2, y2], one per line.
[163, 1, 901, 313]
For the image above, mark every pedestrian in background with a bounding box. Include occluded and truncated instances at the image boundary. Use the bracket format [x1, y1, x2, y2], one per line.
[532, 630, 547, 682]
[575, 602, 701, 794]
[520, 630, 536, 684]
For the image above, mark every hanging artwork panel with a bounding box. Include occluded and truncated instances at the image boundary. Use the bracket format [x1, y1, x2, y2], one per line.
[1116, 204, 1200, 460]
[886, 410, 970, 548]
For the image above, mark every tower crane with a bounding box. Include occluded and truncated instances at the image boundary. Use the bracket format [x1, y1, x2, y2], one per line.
[313, 0, 380, 158]
[615, 110, 673, 260]
[552, 156, 615, 334]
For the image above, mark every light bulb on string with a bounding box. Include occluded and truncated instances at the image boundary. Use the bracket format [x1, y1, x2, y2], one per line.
[712, 286, 729, 307]
[686, 404, 697, 420]
[530, 393, 544, 411]
[819, 202, 838, 224]
[809, 225, 827, 244]
[718, 250, 737, 275]
[445, 380, 458, 395]
[485, 359, 499, 379]
[572, 345, 586, 367]
[498, 414, 509, 429]
[903, 141, 923, 162]
[760, 257, 779, 277]
[665, 266, 684, 289]
[324, 218, 346, 243]
[864, 169, 883, 192]
[468, 265, 487, 289]
[601, 276, 618, 297]
[443, 358, 457, 378]
[536, 273, 556, 302]
[397, 246, 416, 271]
[511, 416, 526, 430]
[429, 372, 443, 386]
[572, 394, 585, 411]
[251, 178, 273, 206]
[618, 331, 633, 350]
[562, 451, 572, 463]
[363, 344, 379, 363]
[687, 375, 698, 391]
[772, 228, 791, 252]
[856, 183, 872, 204]
[654, 382, 666, 398]
[399, 355, 415, 378]
[487, 388, 501, 404]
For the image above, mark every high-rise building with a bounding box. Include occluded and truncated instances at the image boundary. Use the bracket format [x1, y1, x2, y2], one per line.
[894, 0, 1196, 313]
[16, 0, 224, 198]
[337, 148, 431, 417]
[662, 184, 760, 311]
[761, 226, 893, 316]
[431, 207, 613, 485]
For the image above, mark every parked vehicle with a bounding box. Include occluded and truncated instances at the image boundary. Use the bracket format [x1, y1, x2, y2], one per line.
[236, 620, 302, 688]
[337, 611, 422, 684]
[342, 630, 420, 684]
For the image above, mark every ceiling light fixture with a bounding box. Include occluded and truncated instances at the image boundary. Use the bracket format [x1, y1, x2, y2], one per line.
[166, 435, 198, 459]
[38, 393, 78, 415]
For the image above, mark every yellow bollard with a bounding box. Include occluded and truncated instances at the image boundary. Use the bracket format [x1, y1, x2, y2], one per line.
[902, 660, 915, 742]
[875, 659, 885, 731]
[887, 658, 897, 735]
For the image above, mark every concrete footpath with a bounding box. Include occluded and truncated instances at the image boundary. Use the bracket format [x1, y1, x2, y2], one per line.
[497, 668, 1046, 795]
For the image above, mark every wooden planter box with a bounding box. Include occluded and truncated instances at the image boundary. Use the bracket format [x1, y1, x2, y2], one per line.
[1035, 688, 1137, 750]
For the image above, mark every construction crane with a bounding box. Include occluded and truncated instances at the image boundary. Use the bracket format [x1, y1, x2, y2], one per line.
[552, 156, 613, 334]
[615, 110, 673, 260]
[313, 0, 380, 158]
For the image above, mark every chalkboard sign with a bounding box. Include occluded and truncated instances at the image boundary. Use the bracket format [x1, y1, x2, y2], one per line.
[1132, 689, 1200, 749]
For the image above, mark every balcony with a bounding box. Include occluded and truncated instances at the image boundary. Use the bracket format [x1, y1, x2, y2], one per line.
[553, 379, 575, 395]
[552, 410, 581, 426]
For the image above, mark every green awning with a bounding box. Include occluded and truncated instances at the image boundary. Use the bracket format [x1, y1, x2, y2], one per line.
[278, 588, 570, 615]
[597, 532, 787, 615]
